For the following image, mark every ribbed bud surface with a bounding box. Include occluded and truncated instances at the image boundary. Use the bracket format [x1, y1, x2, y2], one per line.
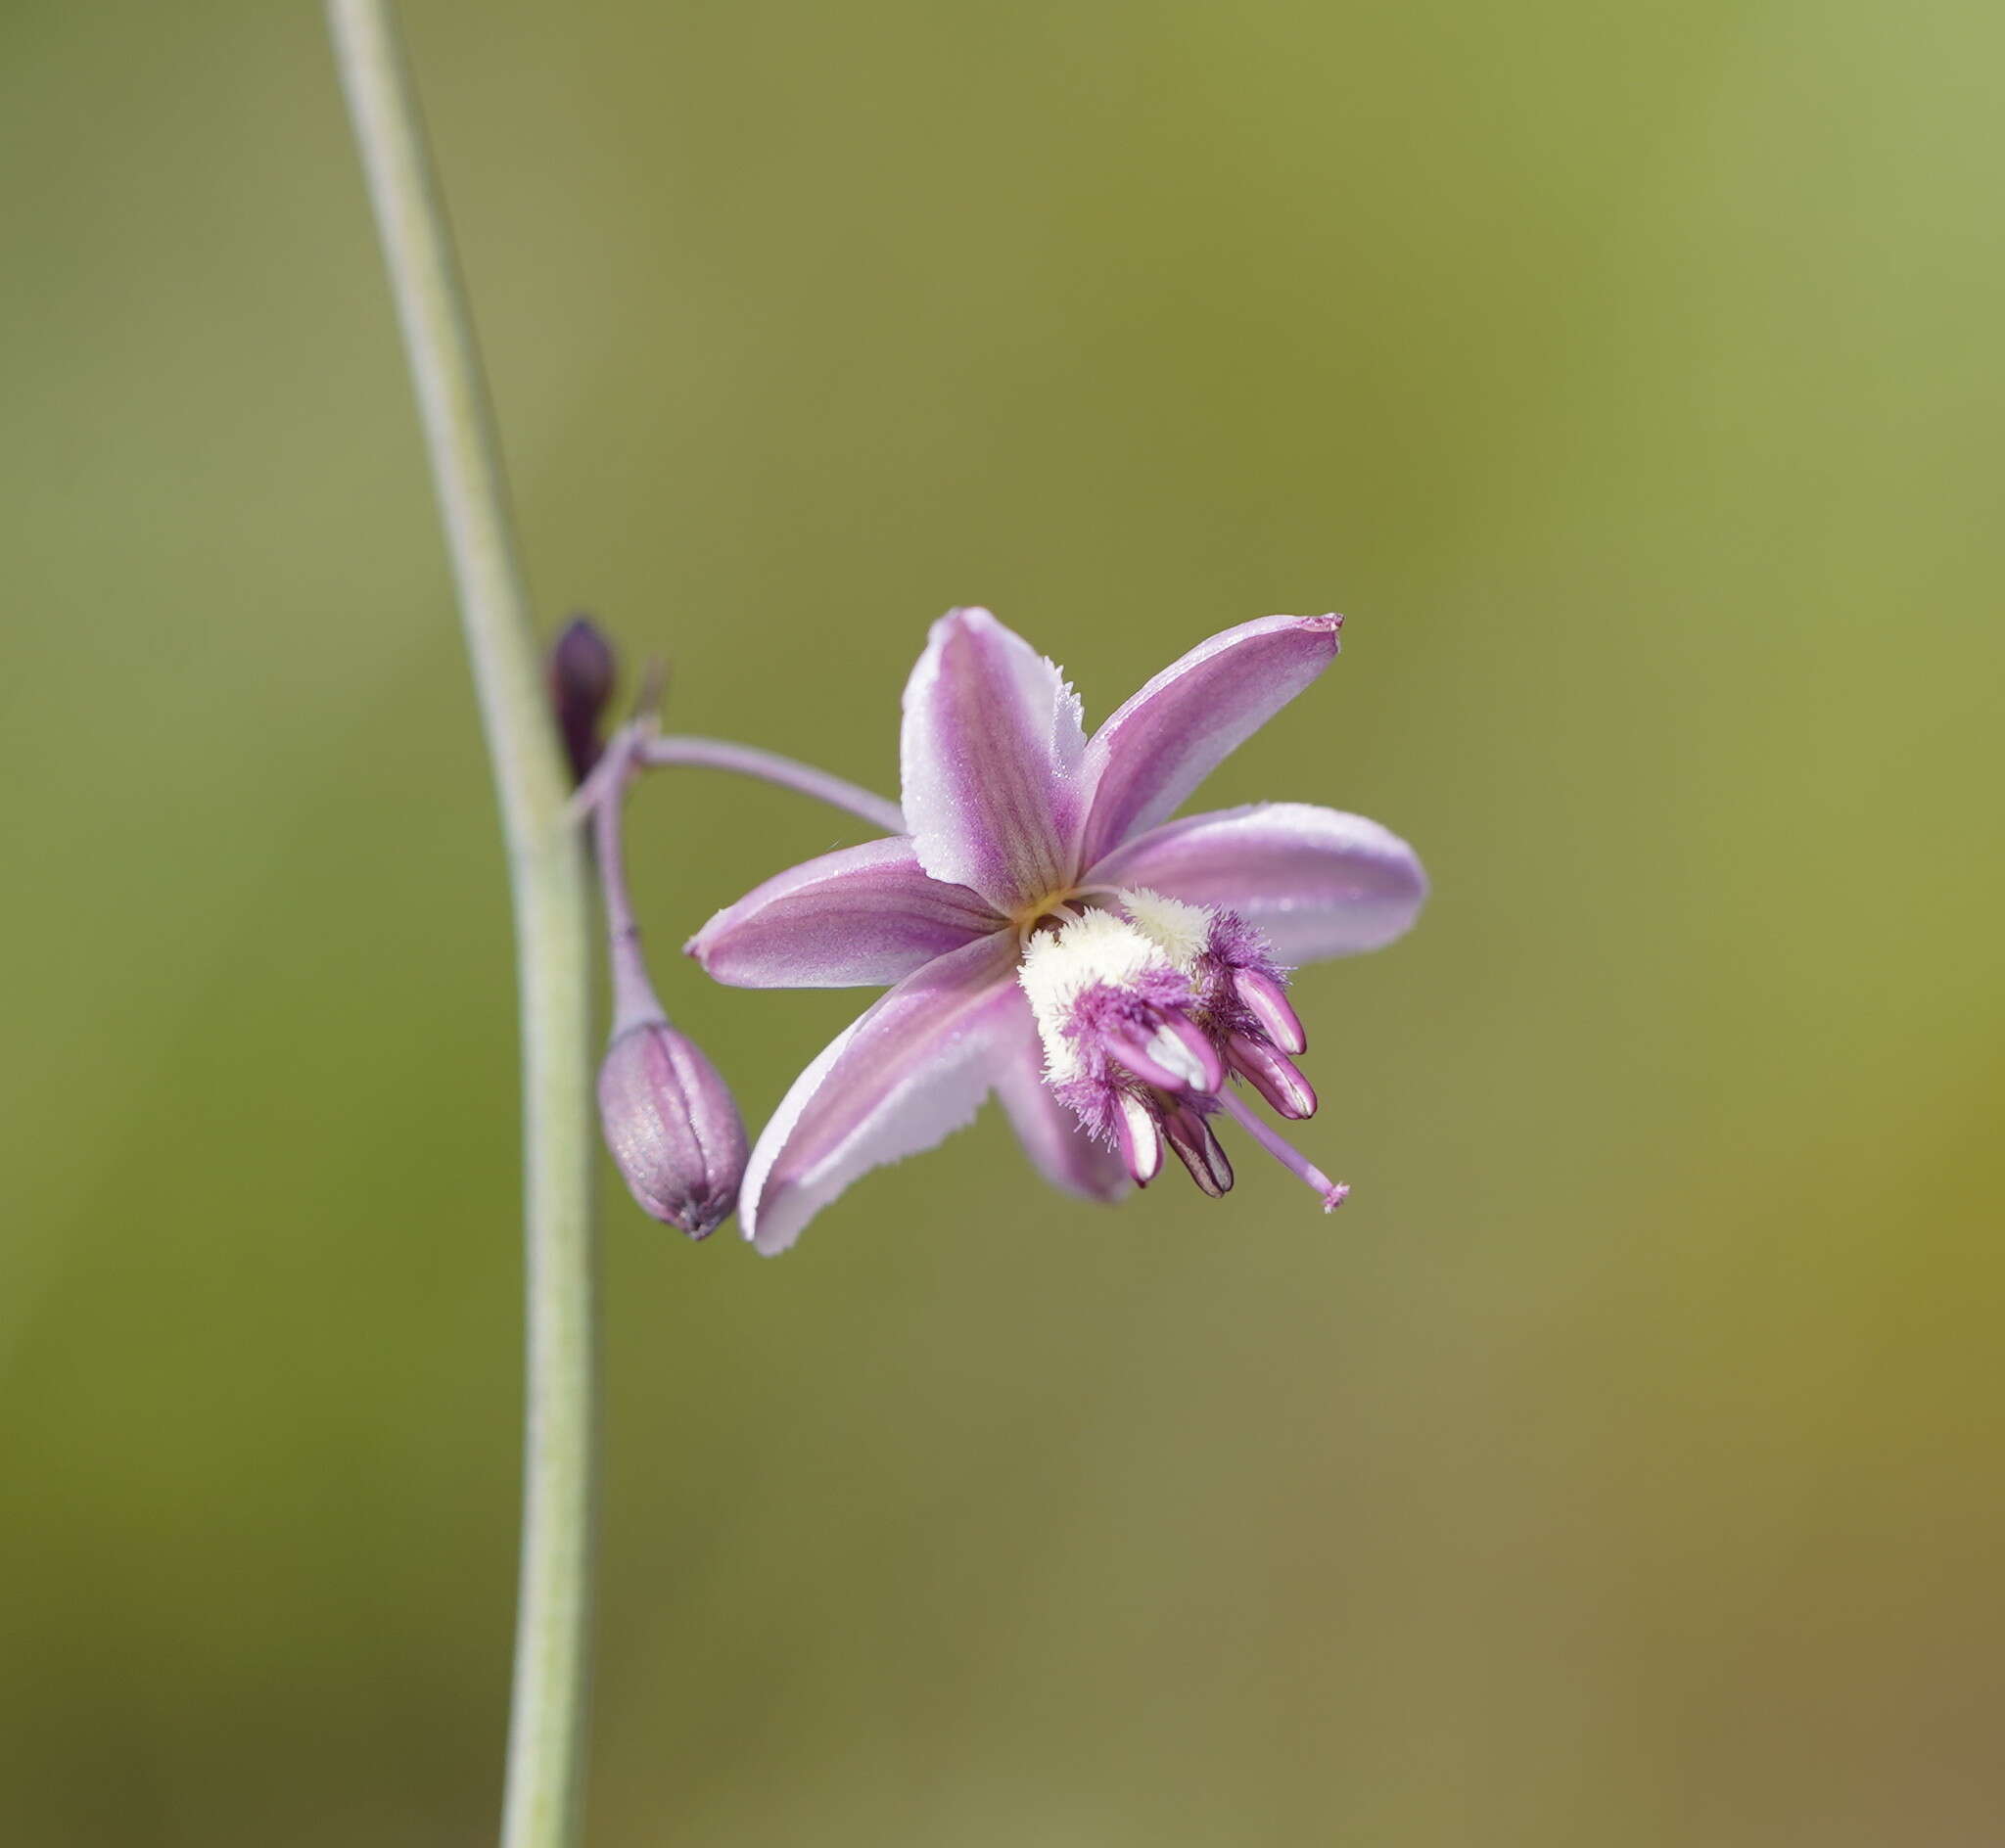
[598, 1020, 748, 1238]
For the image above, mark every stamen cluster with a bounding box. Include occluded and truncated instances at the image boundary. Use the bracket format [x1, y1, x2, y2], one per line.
[1018, 888, 1329, 1202]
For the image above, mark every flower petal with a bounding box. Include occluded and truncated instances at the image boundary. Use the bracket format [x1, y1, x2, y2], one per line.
[1088, 802, 1427, 962]
[688, 838, 1002, 989]
[992, 1009, 1133, 1204]
[1074, 615, 1343, 866]
[739, 934, 1022, 1253]
[900, 607, 1087, 912]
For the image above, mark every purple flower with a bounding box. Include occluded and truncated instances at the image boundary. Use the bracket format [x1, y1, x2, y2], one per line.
[689, 608, 1426, 1253]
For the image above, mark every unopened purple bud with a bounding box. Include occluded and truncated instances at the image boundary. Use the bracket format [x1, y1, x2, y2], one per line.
[598, 1019, 748, 1238]
[548, 617, 619, 784]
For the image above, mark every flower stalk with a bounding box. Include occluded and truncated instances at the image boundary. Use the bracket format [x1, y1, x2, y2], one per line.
[589, 732, 749, 1235]
[638, 733, 906, 835]
[326, 6, 596, 1847]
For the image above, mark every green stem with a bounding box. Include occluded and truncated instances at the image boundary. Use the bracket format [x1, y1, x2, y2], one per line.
[326, 7, 597, 1847]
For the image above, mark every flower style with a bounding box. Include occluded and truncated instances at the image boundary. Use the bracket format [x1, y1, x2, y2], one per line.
[688, 608, 1426, 1253]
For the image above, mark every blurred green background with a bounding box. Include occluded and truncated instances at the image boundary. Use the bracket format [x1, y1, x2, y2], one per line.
[4, 1, 2001, 1842]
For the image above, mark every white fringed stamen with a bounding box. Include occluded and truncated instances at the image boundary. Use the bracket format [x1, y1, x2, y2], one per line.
[1117, 887, 1213, 972]
[1017, 907, 1174, 1082]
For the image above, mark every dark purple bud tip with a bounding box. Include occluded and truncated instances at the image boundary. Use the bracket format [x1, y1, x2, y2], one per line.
[597, 1019, 748, 1238]
[548, 617, 619, 785]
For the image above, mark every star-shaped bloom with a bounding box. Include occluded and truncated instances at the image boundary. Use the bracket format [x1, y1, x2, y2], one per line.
[688, 608, 1426, 1253]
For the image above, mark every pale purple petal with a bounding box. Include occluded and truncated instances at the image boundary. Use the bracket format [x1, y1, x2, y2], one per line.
[739, 935, 1023, 1253]
[1087, 802, 1427, 962]
[992, 1008, 1133, 1204]
[899, 607, 1087, 912]
[1074, 615, 1343, 867]
[687, 838, 1002, 989]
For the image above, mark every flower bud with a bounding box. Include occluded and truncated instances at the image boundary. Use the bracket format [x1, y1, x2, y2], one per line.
[548, 616, 619, 784]
[597, 1018, 748, 1238]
